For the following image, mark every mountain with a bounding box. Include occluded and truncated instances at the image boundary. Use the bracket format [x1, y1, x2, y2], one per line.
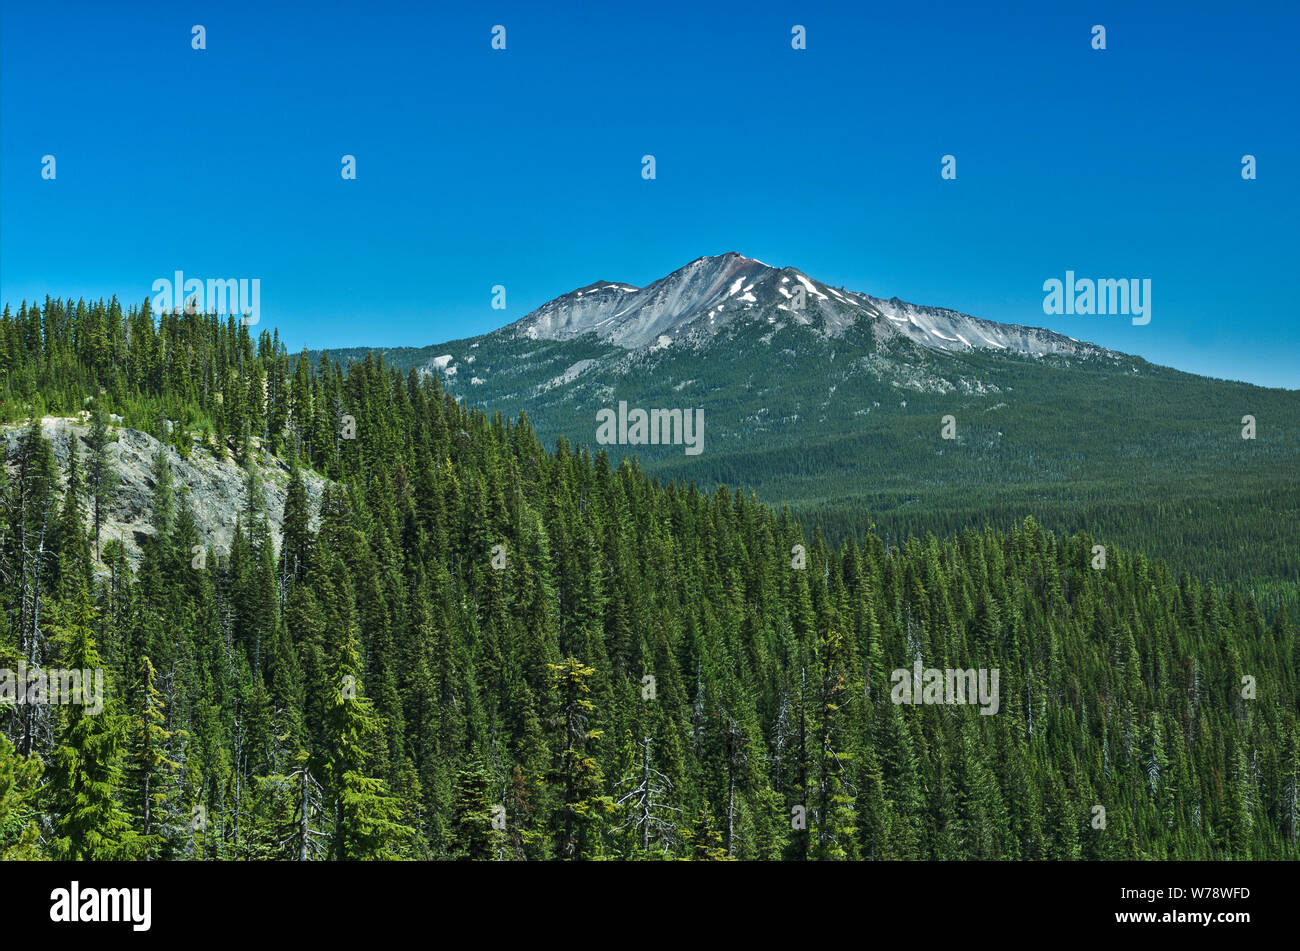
[318, 253, 1300, 595]
[511, 252, 1109, 359]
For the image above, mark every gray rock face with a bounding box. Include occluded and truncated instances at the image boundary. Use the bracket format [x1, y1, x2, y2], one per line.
[507, 252, 1115, 360]
[2, 417, 324, 567]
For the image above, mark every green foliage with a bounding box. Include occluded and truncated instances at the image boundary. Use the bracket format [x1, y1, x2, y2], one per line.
[43, 596, 135, 860]
[0, 732, 43, 860]
[0, 296, 1297, 860]
[448, 760, 499, 860]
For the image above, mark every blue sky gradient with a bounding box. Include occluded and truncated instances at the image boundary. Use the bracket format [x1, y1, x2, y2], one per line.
[2, 0, 1297, 386]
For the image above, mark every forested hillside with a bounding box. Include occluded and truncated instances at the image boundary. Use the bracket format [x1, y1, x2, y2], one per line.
[328, 288, 1300, 602]
[1, 296, 1297, 860]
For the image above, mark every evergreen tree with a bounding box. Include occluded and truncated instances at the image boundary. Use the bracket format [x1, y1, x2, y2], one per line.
[44, 596, 135, 860]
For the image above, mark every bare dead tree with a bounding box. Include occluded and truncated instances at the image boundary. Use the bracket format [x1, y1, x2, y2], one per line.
[614, 736, 679, 856]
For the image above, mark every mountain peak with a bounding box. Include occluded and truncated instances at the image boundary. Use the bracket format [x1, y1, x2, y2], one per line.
[507, 253, 1109, 360]
[688, 251, 772, 268]
[570, 280, 639, 296]
[513, 253, 773, 347]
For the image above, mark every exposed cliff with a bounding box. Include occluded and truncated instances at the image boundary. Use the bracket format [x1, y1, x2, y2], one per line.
[1, 416, 324, 566]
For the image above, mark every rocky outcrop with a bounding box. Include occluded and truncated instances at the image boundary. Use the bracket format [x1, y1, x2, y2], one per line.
[2, 417, 325, 566]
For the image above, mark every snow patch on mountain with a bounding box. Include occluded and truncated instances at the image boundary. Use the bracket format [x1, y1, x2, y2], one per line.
[504, 252, 1120, 363]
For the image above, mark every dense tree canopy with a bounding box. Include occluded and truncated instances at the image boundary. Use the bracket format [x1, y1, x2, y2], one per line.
[1, 296, 1297, 859]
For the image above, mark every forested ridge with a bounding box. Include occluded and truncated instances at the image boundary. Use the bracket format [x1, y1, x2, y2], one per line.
[1, 296, 1297, 860]
[366, 295, 1300, 600]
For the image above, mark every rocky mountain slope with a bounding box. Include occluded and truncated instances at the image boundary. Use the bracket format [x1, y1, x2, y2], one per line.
[2, 417, 324, 566]
[511, 252, 1113, 359]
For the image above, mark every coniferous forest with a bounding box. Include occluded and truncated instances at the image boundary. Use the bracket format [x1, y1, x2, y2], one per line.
[1, 297, 1298, 861]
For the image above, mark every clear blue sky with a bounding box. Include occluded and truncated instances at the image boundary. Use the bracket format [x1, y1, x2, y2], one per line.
[2, 0, 1297, 387]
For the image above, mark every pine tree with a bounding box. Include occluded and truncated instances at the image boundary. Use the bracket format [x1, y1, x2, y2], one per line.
[547, 658, 616, 859]
[123, 655, 184, 859]
[684, 800, 729, 861]
[0, 732, 43, 859]
[448, 759, 499, 860]
[319, 621, 413, 860]
[53, 435, 93, 597]
[85, 404, 119, 560]
[45, 595, 135, 860]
